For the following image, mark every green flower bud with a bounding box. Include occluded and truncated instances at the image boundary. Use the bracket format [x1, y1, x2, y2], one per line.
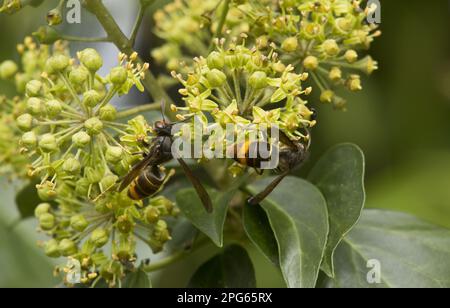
[105, 146, 122, 164]
[0, 60, 18, 79]
[70, 214, 89, 232]
[100, 174, 118, 190]
[344, 50, 358, 63]
[109, 66, 128, 86]
[282, 37, 299, 52]
[39, 133, 58, 153]
[59, 239, 78, 256]
[78, 48, 103, 72]
[90, 228, 109, 248]
[75, 178, 90, 196]
[116, 216, 132, 234]
[145, 207, 160, 224]
[26, 97, 44, 115]
[17, 113, 33, 131]
[34, 203, 51, 218]
[303, 56, 319, 70]
[69, 66, 89, 85]
[152, 220, 171, 243]
[63, 157, 81, 175]
[225, 54, 239, 70]
[44, 239, 61, 258]
[14, 73, 28, 93]
[249, 71, 268, 90]
[206, 69, 227, 88]
[37, 181, 57, 201]
[21, 131, 38, 148]
[72, 131, 91, 148]
[99, 104, 117, 121]
[207, 51, 225, 69]
[85, 167, 103, 184]
[320, 90, 335, 103]
[322, 39, 340, 57]
[32, 26, 62, 44]
[39, 213, 55, 230]
[46, 54, 70, 74]
[45, 99, 62, 117]
[347, 74, 362, 91]
[26, 80, 43, 97]
[84, 117, 103, 135]
[329, 67, 342, 82]
[46, 8, 63, 26]
[82, 90, 102, 108]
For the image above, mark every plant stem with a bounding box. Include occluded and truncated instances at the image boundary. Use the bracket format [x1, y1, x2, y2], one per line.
[116, 102, 161, 119]
[208, 0, 230, 53]
[60, 35, 110, 43]
[82, 0, 175, 119]
[130, 4, 145, 47]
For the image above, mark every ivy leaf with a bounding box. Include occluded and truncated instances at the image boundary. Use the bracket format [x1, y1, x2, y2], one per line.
[322, 210, 450, 288]
[188, 245, 256, 288]
[243, 204, 279, 266]
[123, 268, 152, 288]
[15, 180, 42, 220]
[247, 176, 329, 288]
[176, 175, 249, 247]
[308, 143, 365, 278]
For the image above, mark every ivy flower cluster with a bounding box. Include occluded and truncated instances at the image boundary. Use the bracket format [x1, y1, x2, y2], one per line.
[152, 0, 248, 72]
[171, 39, 315, 175]
[9, 46, 179, 287]
[238, 0, 380, 109]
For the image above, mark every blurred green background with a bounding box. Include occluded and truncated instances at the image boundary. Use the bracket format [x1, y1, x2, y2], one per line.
[0, 0, 449, 287]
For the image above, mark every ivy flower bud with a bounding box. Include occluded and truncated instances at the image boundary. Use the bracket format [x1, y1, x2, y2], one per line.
[46, 8, 63, 26]
[82, 90, 102, 108]
[90, 228, 109, 248]
[355, 56, 378, 75]
[39, 213, 55, 230]
[45, 99, 62, 117]
[46, 54, 70, 74]
[26, 80, 43, 97]
[37, 181, 57, 201]
[44, 239, 61, 258]
[85, 167, 103, 184]
[207, 51, 225, 69]
[0, 60, 18, 79]
[34, 203, 51, 218]
[145, 207, 160, 224]
[27, 97, 44, 115]
[70, 214, 89, 232]
[322, 39, 340, 57]
[100, 174, 118, 190]
[345, 50, 358, 63]
[69, 66, 89, 85]
[320, 90, 334, 103]
[72, 131, 91, 148]
[329, 67, 342, 82]
[206, 69, 227, 88]
[39, 133, 58, 153]
[282, 37, 299, 52]
[249, 71, 268, 89]
[109, 66, 128, 86]
[303, 56, 319, 70]
[59, 239, 77, 256]
[75, 178, 90, 196]
[63, 157, 81, 175]
[84, 117, 103, 135]
[32, 26, 62, 44]
[117, 216, 132, 234]
[17, 113, 33, 131]
[347, 74, 362, 91]
[21, 131, 38, 148]
[105, 146, 123, 164]
[78, 48, 103, 72]
[99, 105, 117, 121]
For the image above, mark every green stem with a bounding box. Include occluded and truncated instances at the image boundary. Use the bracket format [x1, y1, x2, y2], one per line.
[116, 102, 161, 119]
[208, 0, 230, 53]
[130, 4, 145, 47]
[60, 35, 110, 43]
[82, 0, 175, 120]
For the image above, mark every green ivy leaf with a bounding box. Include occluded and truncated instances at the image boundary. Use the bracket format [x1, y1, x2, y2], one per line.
[15, 180, 42, 220]
[322, 210, 450, 288]
[123, 268, 152, 288]
[247, 176, 329, 288]
[308, 143, 365, 278]
[243, 204, 279, 266]
[188, 244, 256, 288]
[176, 176, 248, 247]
